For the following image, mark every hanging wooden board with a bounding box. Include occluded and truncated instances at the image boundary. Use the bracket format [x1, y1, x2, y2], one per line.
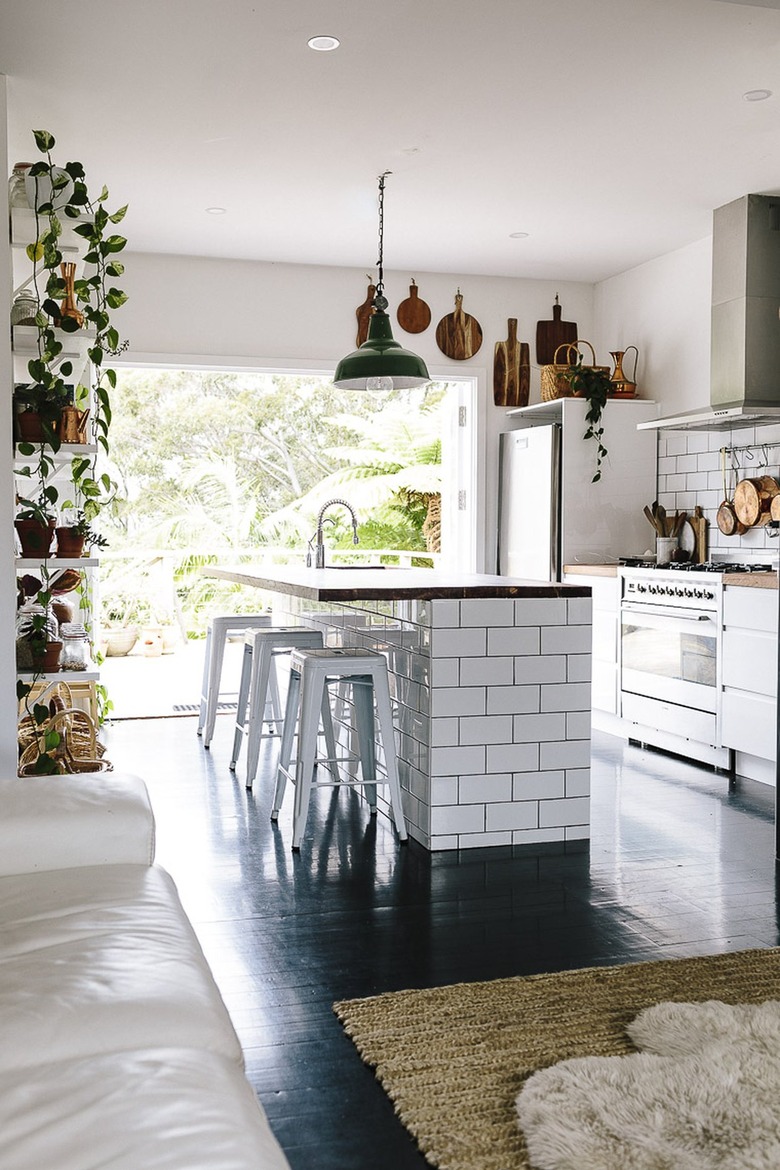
[396, 279, 431, 334]
[493, 319, 530, 408]
[435, 290, 483, 360]
[355, 280, 376, 347]
[535, 295, 578, 366]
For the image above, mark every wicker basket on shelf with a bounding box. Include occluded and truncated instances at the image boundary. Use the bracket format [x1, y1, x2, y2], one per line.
[540, 340, 610, 402]
[18, 682, 111, 775]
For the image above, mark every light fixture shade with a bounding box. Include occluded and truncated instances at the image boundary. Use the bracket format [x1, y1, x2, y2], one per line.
[333, 311, 430, 390]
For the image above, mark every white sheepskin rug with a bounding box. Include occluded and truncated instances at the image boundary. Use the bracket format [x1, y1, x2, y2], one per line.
[516, 1000, 780, 1169]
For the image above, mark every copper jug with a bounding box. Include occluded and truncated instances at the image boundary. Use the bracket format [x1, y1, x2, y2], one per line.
[609, 346, 638, 397]
[59, 406, 90, 444]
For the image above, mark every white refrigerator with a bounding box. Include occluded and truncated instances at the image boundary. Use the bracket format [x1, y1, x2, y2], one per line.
[497, 398, 658, 581]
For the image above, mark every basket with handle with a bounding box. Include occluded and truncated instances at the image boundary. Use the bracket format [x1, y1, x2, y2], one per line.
[18, 681, 111, 775]
[540, 340, 609, 402]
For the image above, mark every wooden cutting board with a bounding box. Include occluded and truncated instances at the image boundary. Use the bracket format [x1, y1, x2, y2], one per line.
[493, 319, 530, 408]
[535, 295, 578, 366]
[435, 291, 483, 360]
[355, 280, 376, 346]
[687, 505, 708, 564]
[396, 279, 431, 334]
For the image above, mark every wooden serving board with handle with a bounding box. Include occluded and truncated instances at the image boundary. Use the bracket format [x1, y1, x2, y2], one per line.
[396, 279, 431, 334]
[535, 295, 578, 366]
[435, 290, 483, 360]
[688, 505, 708, 564]
[493, 319, 530, 408]
[355, 279, 376, 347]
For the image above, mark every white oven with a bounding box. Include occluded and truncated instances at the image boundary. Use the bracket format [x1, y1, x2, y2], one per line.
[618, 568, 730, 767]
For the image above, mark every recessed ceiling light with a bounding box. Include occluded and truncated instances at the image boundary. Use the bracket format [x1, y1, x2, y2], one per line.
[509, 231, 530, 239]
[743, 89, 772, 102]
[308, 35, 340, 51]
[206, 206, 227, 215]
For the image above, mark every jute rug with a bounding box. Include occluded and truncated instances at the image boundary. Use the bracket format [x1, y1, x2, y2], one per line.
[333, 947, 780, 1170]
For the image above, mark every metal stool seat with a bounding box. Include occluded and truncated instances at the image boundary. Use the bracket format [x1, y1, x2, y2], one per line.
[272, 647, 408, 851]
[231, 627, 337, 791]
[197, 614, 277, 748]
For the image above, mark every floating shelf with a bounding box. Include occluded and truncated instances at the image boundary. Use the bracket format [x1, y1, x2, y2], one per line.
[16, 558, 99, 570]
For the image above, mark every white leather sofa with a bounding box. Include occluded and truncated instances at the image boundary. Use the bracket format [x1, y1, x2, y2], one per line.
[0, 770, 291, 1170]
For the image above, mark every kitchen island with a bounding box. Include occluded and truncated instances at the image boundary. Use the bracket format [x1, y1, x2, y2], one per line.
[205, 566, 592, 851]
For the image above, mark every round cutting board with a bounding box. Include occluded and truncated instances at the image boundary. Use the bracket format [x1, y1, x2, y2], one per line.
[396, 280, 431, 334]
[435, 291, 483, 360]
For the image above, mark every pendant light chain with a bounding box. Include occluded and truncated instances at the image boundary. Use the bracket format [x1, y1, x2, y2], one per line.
[374, 171, 391, 311]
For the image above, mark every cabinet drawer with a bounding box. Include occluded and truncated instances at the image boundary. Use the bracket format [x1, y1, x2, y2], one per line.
[723, 586, 778, 633]
[722, 629, 777, 697]
[721, 690, 776, 761]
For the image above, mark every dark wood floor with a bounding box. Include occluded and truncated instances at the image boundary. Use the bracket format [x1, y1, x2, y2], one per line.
[104, 715, 780, 1170]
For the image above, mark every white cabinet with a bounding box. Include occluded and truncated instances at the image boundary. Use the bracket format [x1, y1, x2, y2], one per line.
[720, 586, 777, 773]
[563, 571, 619, 716]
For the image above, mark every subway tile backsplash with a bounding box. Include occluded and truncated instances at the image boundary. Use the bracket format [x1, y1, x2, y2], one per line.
[656, 427, 780, 562]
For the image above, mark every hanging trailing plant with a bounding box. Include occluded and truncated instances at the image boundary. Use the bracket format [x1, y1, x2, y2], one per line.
[14, 129, 128, 772]
[563, 359, 610, 482]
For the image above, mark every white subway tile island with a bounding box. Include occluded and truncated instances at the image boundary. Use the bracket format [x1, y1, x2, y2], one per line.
[205, 567, 592, 851]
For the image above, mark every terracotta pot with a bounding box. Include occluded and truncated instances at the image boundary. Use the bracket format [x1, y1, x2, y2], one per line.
[54, 527, 86, 558]
[15, 517, 55, 558]
[15, 410, 44, 443]
[32, 641, 62, 673]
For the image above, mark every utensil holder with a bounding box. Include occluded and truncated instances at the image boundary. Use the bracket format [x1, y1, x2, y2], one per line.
[656, 536, 678, 564]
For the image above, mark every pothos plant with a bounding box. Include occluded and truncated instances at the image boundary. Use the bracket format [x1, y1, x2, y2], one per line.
[563, 359, 610, 482]
[15, 129, 127, 772]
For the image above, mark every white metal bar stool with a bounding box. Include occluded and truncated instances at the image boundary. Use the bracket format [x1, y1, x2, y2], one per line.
[197, 614, 277, 748]
[272, 647, 408, 851]
[231, 627, 337, 791]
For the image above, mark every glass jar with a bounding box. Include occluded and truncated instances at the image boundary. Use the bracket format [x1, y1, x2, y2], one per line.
[60, 623, 89, 671]
[8, 162, 32, 208]
[10, 288, 39, 327]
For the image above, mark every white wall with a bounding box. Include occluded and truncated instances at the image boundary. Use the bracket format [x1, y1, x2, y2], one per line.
[119, 252, 595, 569]
[593, 236, 713, 416]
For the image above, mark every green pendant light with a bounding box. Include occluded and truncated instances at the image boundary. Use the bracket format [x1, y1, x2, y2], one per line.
[333, 172, 430, 391]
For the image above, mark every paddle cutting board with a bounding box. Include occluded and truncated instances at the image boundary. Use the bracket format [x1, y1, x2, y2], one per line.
[435, 291, 483, 360]
[535, 295, 578, 366]
[396, 279, 431, 334]
[355, 280, 376, 347]
[493, 319, 530, 408]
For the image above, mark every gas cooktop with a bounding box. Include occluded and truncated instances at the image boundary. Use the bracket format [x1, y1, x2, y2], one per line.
[619, 558, 775, 573]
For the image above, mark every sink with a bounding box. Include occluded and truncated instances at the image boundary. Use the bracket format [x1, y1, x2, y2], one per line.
[326, 564, 387, 570]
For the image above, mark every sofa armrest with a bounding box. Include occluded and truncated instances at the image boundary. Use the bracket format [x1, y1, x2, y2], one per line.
[0, 771, 155, 876]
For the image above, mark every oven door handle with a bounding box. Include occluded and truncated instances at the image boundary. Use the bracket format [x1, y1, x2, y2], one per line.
[621, 603, 715, 622]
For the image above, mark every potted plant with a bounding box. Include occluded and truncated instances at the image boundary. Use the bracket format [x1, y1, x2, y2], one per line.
[55, 508, 109, 559]
[563, 358, 611, 483]
[14, 496, 57, 558]
[13, 380, 70, 445]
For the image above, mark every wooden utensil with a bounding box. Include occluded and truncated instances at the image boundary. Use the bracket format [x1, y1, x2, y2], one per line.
[355, 279, 376, 347]
[535, 295, 578, 366]
[687, 506, 708, 564]
[435, 290, 483, 360]
[493, 320, 530, 407]
[396, 279, 431, 334]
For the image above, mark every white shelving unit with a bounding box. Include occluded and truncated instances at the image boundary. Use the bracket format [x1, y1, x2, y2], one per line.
[11, 197, 104, 707]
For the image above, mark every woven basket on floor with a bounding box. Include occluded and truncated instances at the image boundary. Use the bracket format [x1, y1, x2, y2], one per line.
[18, 682, 111, 775]
[540, 340, 609, 402]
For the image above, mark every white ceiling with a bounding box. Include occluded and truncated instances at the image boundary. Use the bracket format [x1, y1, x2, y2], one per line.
[3, 0, 780, 283]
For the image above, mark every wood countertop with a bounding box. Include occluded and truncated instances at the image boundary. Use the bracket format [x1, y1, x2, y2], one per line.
[563, 564, 619, 577]
[202, 565, 592, 602]
[723, 573, 777, 589]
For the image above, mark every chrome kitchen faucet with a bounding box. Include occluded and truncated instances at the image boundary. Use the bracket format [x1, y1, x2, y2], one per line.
[308, 498, 359, 568]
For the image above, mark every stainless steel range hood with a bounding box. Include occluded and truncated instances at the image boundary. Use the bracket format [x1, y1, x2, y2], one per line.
[639, 193, 780, 433]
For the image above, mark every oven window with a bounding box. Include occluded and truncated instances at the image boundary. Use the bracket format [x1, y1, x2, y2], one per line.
[621, 621, 717, 688]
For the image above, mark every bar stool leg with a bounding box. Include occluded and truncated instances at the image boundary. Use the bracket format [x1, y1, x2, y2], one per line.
[203, 625, 228, 748]
[320, 689, 339, 783]
[352, 677, 378, 811]
[272, 668, 301, 820]
[196, 625, 213, 737]
[373, 668, 408, 841]
[229, 642, 253, 770]
[245, 640, 275, 791]
[291, 669, 326, 850]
